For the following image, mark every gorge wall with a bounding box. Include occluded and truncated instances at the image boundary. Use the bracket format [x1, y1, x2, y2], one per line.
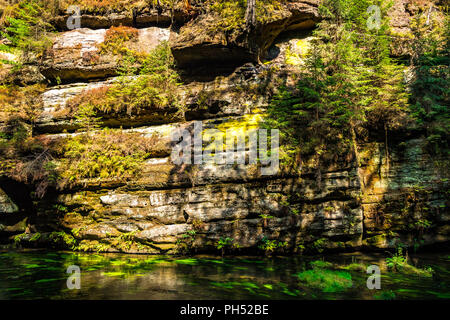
[0, 0, 448, 255]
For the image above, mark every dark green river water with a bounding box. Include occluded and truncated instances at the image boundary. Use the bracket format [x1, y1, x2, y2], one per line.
[0, 250, 448, 300]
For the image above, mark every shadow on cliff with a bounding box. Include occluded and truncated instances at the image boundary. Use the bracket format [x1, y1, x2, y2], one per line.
[0, 177, 36, 240]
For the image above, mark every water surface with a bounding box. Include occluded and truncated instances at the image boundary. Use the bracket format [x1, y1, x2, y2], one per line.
[0, 250, 448, 300]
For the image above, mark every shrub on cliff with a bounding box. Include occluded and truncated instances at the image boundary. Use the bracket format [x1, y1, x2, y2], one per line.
[99, 25, 139, 56]
[66, 41, 181, 120]
[56, 129, 159, 187]
[0, 0, 55, 63]
[265, 0, 412, 175]
[208, 0, 287, 32]
[409, 12, 449, 155]
[0, 83, 45, 123]
[0, 83, 56, 198]
[59, 0, 158, 13]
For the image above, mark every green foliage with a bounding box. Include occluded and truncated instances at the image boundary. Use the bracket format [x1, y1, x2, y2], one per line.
[312, 238, 327, 253]
[374, 290, 396, 300]
[71, 227, 83, 238]
[57, 129, 156, 187]
[0, 0, 54, 61]
[258, 237, 277, 253]
[110, 231, 147, 252]
[29, 232, 41, 242]
[74, 102, 102, 131]
[0, 83, 58, 198]
[215, 237, 239, 256]
[339, 262, 368, 272]
[48, 231, 77, 249]
[209, 0, 246, 32]
[265, 0, 410, 172]
[208, 0, 286, 32]
[67, 42, 182, 119]
[2, 41, 180, 197]
[297, 242, 306, 254]
[98, 25, 142, 76]
[105, 74, 180, 114]
[294, 268, 353, 293]
[53, 204, 68, 213]
[59, 0, 175, 13]
[310, 260, 333, 269]
[386, 247, 408, 271]
[77, 240, 112, 253]
[14, 232, 27, 244]
[258, 236, 288, 255]
[414, 218, 432, 230]
[140, 41, 180, 88]
[409, 13, 449, 155]
[386, 246, 433, 277]
[216, 237, 234, 250]
[176, 230, 197, 254]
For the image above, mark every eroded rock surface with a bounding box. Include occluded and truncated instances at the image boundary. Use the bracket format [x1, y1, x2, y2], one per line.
[0, 188, 18, 214]
[170, 1, 320, 69]
[40, 27, 171, 81]
[0, 0, 448, 254]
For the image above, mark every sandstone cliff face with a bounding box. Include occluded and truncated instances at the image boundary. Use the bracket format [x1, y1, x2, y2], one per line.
[0, 0, 448, 254]
[41, 27, 172, 81]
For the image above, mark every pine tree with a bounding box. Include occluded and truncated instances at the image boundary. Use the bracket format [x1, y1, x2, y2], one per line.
[266, 0, 410, 173]
[409, 11, 449, 154]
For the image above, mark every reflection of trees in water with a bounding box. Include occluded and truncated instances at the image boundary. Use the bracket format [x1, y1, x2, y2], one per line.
[1, 251, 449, 299]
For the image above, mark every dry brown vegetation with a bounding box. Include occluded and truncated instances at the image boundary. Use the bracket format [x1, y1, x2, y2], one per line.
[65, 85, 111, 117]
[99, 25, 139, 56]
[0, 84, 46, 123]
[56, 129, 162, 188]
[58, 0, 192, 12]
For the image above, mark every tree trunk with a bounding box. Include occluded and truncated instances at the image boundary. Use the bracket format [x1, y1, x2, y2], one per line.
[385, 123, 390, 171]
[245, 0, 256, 30]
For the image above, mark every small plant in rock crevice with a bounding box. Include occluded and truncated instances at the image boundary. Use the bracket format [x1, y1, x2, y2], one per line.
[385, 244, 433, 277]
[258, 236, 288, 256]
[176, 230, 197, 254]
[215, 237, 239, 257]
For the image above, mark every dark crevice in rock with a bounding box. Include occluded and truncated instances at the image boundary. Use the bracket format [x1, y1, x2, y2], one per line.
[0, 178, 34, 214]
[183, 210, 189, 222]
[40, 69, 118, 85]
[0, 179, 36, 241]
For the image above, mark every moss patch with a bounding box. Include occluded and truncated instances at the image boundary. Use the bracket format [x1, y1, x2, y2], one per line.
[294, 269, 353, 292]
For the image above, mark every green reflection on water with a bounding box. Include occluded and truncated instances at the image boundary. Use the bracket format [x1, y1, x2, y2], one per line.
[0, 250, 448, 300]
